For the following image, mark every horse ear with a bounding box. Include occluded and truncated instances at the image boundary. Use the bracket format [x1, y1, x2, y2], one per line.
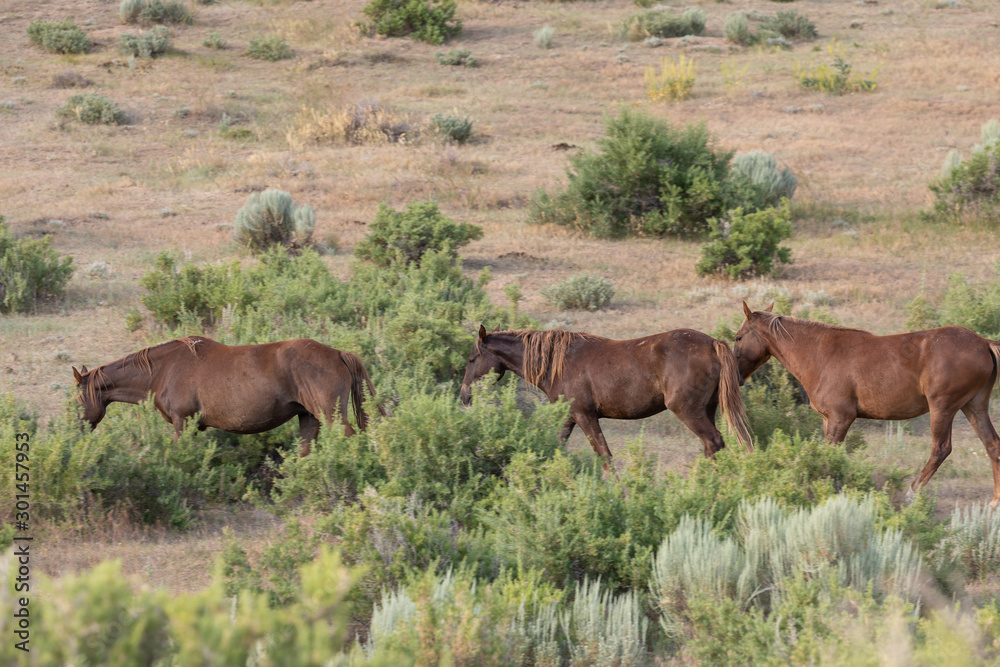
[742, 301, 752, 320]
[80, 365, 88, 374]
[765, 302, 774, 313]
[478, 324, 487, 340]
[73, 367, 83, 384]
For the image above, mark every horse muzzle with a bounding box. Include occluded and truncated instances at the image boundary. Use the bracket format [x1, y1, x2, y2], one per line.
[459, 383, 472, 406]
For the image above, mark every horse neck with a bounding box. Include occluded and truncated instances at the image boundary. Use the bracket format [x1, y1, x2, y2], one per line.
[758, 318, 822, 386]
[488, 333, 536, 385]
[95, 345, 171, 404]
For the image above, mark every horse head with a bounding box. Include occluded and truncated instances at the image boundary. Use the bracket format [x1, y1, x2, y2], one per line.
[734, 301, 775, 380]
[459, 324, 507, 406]
[73, 365, 107, 430]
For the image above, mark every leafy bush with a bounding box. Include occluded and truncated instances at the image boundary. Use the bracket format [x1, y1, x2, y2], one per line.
[247, 34, 291, 61]
[541, 274, 614, 311]
[27, 19, 91, 54]
[796, 41, 881, 94]
[760, 10, 818, 40]
[696, 202, 794, 279]
[233, 188, 316, 253]
[202, 32, 225, 49]
[933, 502, 1000, 583]
[435, 48, 476, 67]
[0, 217, 74, 314]
[139, 252, 254, 328]
[287, 102, 414, 147]
[118, 26, 170, 58]
[644, 54, 696, 102]
[724, 13, 753, 46]
[57, 93, 126, 125]
[909, 267, 1000, 339]
[730, 150, 798, 210]
[354, 200, 482, 267]
[619, 8, 706, 42]
[220, 520, 318, 606]
[139, 0, 192, 25]
[534, 25, 554, 49]
[929, 118, 1000, 224]
[740, 360, 822, 444]
[362, 0, 462, 45]
[430, 113, 473, 144]
[529, 109, 743, 238]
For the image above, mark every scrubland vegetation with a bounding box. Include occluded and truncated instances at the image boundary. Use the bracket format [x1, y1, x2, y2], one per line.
[3, 0, 1000, 663]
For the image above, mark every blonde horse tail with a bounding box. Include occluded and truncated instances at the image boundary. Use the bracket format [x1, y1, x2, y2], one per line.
[340, 351, 385, 432]
[713, 340, 754, 453]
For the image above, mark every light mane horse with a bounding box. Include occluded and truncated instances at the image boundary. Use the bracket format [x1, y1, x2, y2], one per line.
[734, 302, 1000, 506]
[461, 326, 753, 469]
[74, 336, 384, 456]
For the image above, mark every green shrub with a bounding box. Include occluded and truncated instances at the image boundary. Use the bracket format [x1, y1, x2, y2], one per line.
[929, 119, 1000, 224]
[723, 13, 753, 46]
[362, 0, 462, 45]
[139, 252, 254, 328]
[57, 93, 126, 125]
[534, 25, 555, 49]
[796, 41, 881, 94]
[933, 502, 1000, 583]
[529, 109, 741, 238]
[221, 520, 318, 606]
[27, 19, 91, 54]
[202, 32, 225, 49]
[760, 10, 818, 40]
[247, 34, 292, 61]
[619, 8, 706, 41]
[730, 150, 797, 210]
[541, 274, 614, 311]
[120, 0, 144, 23]
[118, 26, 170, 58]
[904, 268, 1000, 338]
[696, 202, 794, 279]
[741, 360, 822, 444]
[354, 200, 482, 267]
[233, 188, 316, 253]
[139, 0, 192, 25]
[435, 48, 476, 66]
[0, 217, 74, 314]
[430, 113, 473, 144]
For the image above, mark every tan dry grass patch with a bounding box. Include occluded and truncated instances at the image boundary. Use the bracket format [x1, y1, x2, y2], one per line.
[286, 102, 417, 149]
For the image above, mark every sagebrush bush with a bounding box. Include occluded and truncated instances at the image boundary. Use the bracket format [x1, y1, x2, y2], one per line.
[118, 26, 170, 58]
[435, 48, 476, 66]
[27, 19, 91, 54]
[354, 200, 482, 267]
[202, 31, 225, 49]
[760, 10, 818, 40]
[57, 93, 126, 125]
[724, 13, 753, 46]
[0, 217, 74, 314]
[430, 113, 473, 144]
[730, 150, 798, 210]
[541, 274, 614, 311]
[362, 0, 462, 44]
[696, 202, 794, 279]
[247, 34, 291, 61]
[644, 54, 696, 102]
[619, 8, 706, 42]
[287, 102, 414, 147]
[929, 118, 1000, 224]
[933, 502, 1000, 582]
[529, 108, 742, 238]
[120, 0, 144, 23]
[139, 0, 192, 24]
[534, 25, 554, 49]
[233, 188, 316, 253]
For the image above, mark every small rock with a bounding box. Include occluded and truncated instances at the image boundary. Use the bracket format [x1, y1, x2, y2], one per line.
[850, 19, 864, 29]
[808, 104, 825, 113]
[48, 219, 66, 227]
[183, 129, 198, 137]
[644, 37, 664, 48]
[782, 106, 802, 114]
[160, 207, 176, 217]
[750, 89, 768, 99]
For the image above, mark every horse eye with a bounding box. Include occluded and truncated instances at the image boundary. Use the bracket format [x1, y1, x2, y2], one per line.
[735, 336, 742, 342]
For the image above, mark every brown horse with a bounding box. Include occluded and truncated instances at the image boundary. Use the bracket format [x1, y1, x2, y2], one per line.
[73, 336, 383, 456]
[460, 326, 753, 468]
[734, 302, 1000, 507]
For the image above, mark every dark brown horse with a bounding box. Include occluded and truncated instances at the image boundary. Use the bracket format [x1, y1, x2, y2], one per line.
[73, 336, 383, 456]
[460, 326, 753, 468]
[734, 302, 1000, 507]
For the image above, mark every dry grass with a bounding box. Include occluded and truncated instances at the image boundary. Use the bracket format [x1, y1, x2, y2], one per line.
[5, 0, 1000, 589]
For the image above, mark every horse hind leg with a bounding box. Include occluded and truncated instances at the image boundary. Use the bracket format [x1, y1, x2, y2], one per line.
[674, 406, 726, 459]
[911, 406, 959, 499]
[298, 412, 320, 457]
[961, 392, 1000, 508]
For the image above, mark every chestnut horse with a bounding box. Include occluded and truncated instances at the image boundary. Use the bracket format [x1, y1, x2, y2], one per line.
[734, 302, 1000, 507]
[460, 326, 753, 468]
[73, 336, 383, 456]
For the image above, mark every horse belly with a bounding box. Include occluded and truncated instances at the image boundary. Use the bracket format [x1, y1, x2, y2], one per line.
[853, 384, 928, 420]
[198, 394, 299, 434]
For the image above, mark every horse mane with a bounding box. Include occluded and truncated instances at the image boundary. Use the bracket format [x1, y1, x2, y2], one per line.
[484, 329, 606, 386]
[755, 312, 866, 339]
[82, 336, 207, 403]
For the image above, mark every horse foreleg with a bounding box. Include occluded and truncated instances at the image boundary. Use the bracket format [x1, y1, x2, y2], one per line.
[911, 407, 958, 499]
[961, 396, 1000, 508]
[558, 419, 576, 441]
[574, 413, 615, 475]
[298, 413, 320, 457]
